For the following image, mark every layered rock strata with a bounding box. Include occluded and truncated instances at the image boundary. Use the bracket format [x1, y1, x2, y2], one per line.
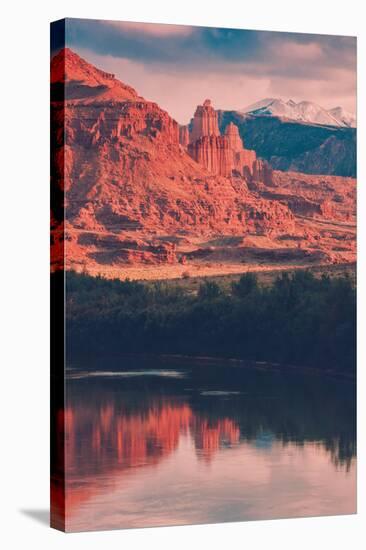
[51, 49, 356, 275]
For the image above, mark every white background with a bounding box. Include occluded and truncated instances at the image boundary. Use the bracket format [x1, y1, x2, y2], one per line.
[0, 0, 364, 548]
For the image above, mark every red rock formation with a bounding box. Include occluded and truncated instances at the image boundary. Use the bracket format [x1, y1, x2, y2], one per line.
[51, 49, 355, 273]
[51, 47, 139, 103]
[225, 121, 244, 152]
[179, 125, 189, 147]
[224, 122, 258, 176]
[187, 107, 259, 179]
[190, 99, 220, 142]
[252, 159, 274, 186]
[188, 135, 232, 177]
[188, 99, 227, 176]
[239, 150, 257, 175]
[188, 100, 232, 175]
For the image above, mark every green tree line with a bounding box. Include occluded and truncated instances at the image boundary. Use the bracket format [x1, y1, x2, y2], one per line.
[62, 270, 356, 374]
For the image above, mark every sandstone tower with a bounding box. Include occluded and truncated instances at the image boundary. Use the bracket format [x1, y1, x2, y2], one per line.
[190, 99, 220, 142]
[185, 99, 267, 180]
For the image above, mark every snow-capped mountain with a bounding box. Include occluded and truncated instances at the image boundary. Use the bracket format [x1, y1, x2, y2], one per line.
[241, 98, 356, 128]
[327, 106, 356, 128]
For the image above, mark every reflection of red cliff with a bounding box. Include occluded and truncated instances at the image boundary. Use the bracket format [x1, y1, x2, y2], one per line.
[54, 399, 241, 519]
[51, 409, 66, 530]
[64, 401, 240, 474]
[192, 418, 240, 462]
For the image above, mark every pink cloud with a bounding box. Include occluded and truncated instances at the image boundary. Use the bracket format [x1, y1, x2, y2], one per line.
[277, 41, 324, 61]
[105, 20, 193, 37]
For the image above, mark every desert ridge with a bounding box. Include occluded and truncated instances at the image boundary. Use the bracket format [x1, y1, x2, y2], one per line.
[51, 48, 355, 280]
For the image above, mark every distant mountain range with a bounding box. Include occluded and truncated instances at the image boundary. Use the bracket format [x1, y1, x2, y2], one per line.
[218, 110, 356, 177]
[241, 98, 356, 128]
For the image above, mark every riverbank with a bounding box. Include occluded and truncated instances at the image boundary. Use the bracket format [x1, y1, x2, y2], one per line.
[67, 351, 356, 381]
[76, 260, 356, 284]
[65, 269, 356, 376]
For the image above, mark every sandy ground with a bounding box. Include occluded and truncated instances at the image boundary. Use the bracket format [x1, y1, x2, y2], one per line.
[82, 260, 355, 282]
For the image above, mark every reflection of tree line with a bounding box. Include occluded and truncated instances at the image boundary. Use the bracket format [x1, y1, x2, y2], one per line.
[51, 376, 355, 521]
[51, 370, 355, 524]
[188, 369, 356, 470]
[52, 397, 243, 519]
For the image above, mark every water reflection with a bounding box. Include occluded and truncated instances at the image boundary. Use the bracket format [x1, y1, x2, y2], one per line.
[54, 360, 356, 531]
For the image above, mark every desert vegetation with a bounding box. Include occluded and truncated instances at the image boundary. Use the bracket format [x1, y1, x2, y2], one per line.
[64, 269, 356, 374]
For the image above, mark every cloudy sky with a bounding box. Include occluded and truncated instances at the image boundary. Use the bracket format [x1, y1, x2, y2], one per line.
[55, 18, 356, 124]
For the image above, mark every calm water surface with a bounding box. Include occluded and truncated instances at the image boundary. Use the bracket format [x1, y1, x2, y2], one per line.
[56, 357, 356, 531]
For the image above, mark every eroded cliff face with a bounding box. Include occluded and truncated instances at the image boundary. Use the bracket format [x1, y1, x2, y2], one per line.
[188, 135, 233, 177]
[251, 159, 274, 187]
[51, 49, 356, 277]
[179, 125, 190, 148]
[225, 122, 244, 152]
